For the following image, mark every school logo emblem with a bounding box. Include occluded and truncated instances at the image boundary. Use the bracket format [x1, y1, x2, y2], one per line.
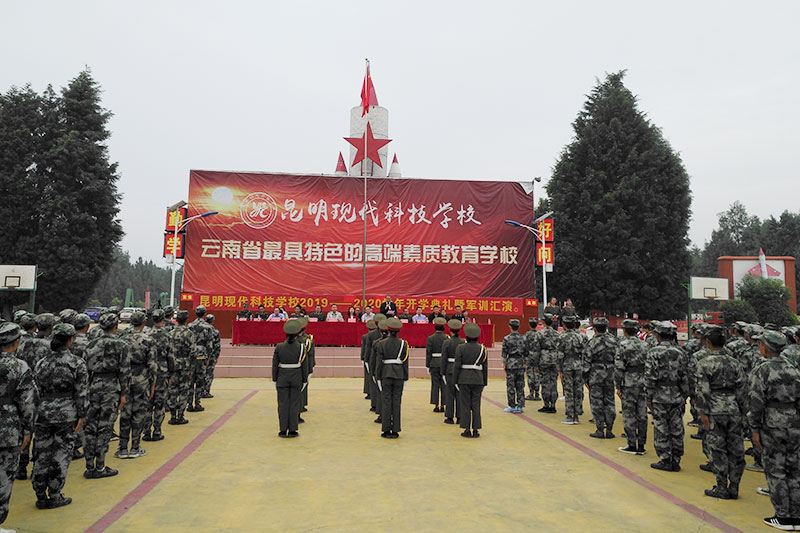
[240, 192, 278, 229]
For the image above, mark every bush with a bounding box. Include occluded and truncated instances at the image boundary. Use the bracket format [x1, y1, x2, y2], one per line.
[720, 298, 759, 324]
[738, 275, 797, 326]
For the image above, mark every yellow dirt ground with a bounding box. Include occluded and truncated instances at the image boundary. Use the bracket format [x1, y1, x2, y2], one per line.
[5, 378, 773, 532]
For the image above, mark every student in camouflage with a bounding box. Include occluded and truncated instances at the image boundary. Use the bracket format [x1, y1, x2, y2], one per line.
[537, 314, 562, 414]
[440, 319, 465, 424]
[559, 315, 586, 425]
[87, 306, 121, 342]
[781, 327, 800, 368]
[748, 329, 800, 530]
[187, 306, 213, 413]
[646, 321, 690, 472]
[743, 323, 767, 473]
[502, 319, 526, 413]
[70, 314, 91, 360]
[162, 307, 176, 332]
[272, 320, 309, 438]
[18, 314, 37, 344]
[524, 317, 541, 401]
[0, 323, 38, 531]
[115, 312, 157, 459]
[202, 314, 221, 398]
[425, 317, 448, 412]
[142, 309, 175, 441]
[584, 317, 618, 438]
[31, 323, 88, 509]
[694, 325, 747, 500]
[454, 323, 488, 438]
[615, 319, 648, 454]
[684, 326, 705, 427]
[168, 310, 195, 425]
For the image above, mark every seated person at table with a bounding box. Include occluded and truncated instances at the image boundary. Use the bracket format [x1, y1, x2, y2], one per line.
[308, 304, 325, 322]
[398, 308, 412, 321]
[361, 305, 375, 322]
[237, 302, 252, 320]
[253, 304, 269, 320]
[412, 307, 429, 324]
[291, 305, 306, 318]
[450, 305, 465, 322]
[428, 305, 446, 323]
[344, 306, 358, 321]
[462, 309, 475, 323]
[327, 304, 344, 322]
[268, 307, 285, 321]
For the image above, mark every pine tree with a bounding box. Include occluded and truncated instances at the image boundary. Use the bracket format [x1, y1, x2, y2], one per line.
[546, 71, 692, 318]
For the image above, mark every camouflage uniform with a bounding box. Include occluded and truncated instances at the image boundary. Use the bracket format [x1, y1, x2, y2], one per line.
[203, 317, 221, 396]
[188, 313, 214, 411]
[84, 325, 130, 475]
[781, 330, 800, 367]
[168, 320, 195, 423]
[645, 324, 690, 470]
[538, 322, 562, 411]
[440, 321, 465, 422]
[615, 334, 648, 451]
[501, 323, 526, 410]
[559, 325, 586, 421]
[0, 323, 38, 526]
[32, 336, 89, 505]
[584, 323, 618, 435]
[683, 333, 704, 424]
[695, 345, 746, 498]
[145, 320, 175, 439]
[524, 325, 541, 400]
[748, 331, 800, 521]
[117, 321, 157, 455]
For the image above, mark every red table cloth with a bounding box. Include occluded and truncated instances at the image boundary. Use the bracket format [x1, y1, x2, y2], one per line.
[232, 321, 494, 348]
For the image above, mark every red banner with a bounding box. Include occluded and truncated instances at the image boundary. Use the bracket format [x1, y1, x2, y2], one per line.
[182, 171, 535, 302]
[166, 208, 188, 232]
[536, 242, 553, 265]
[163, 233, 185, 258]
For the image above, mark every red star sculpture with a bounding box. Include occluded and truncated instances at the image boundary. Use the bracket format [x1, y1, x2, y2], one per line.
[344, 122, 392, 168]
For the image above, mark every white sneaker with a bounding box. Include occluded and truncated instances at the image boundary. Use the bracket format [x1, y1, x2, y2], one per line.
[129, 448, 146, 458]
[0, 527, 17, 533]
[114, 449, 128, 459]
[561, 418, 572, 424]
[757, 487, 771, 496]
[558, 396, 565, 401]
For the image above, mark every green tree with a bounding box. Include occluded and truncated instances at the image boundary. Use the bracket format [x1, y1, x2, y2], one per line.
[0, 70, 123, 314]
[719, 298, 758, 324]
[694, 201, 762, 277]
[738, 275, 796, 326]
[90, 247, 179, 307]
[546, 71, 692, 318]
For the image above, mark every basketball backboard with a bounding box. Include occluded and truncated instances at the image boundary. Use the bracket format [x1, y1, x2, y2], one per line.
[0, 265, 37, 291]
[690, 276, 729, 301]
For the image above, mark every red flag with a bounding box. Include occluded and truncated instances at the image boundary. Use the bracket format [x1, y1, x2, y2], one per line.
[360, 63, 378, 116]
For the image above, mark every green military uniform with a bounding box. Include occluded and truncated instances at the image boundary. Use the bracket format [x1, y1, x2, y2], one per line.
[168, 311, 195, 425]
[143, 309, 175, 441]
[425, 317, 448, 411]
[454, 323, 488, 437]
[272, 320, 309, 437]
[360, 320, 377, 400]
[537, 314, 562, 413]
[203, 314, 221, 397]
[440, 319, 465, 423]
[367, 314, 387, 414]
[298, 318, 316, 412]
[375, 318, 409, 438]
[501, 319, 526, 412]
[615, 320, 648, 453]
[584, 317, 618, 438]
[560, 316, 586, 424]
[187, 306, 214, 412]
[524, 318, 541, 401]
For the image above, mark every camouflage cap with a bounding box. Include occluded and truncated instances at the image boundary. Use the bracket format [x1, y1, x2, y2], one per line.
[99, 312, 119, 330]
[563, 315, 579, 327]
[447, 319, 463, 331]
[130, 311, 146, 326]
[464, 323, 481, 339]
[20, 314, 36, 330]
[176, 309, 189, 321]
[151, 309, 165, 322]
[53, 323, 76, 337]
[701, 324, 724, 338]
[755, 329, 787, 352]
[195, 305, 207, 315]
[592, 317, 609, 327]
[745, 324, 764, 338]
[433, 317, 447, 326]
[528, 317, 538, 326]
[764, 323, 780, 331]
[622, 319, 639, 329]
[13, 310, 27, 323]
[509, 319, 520, 327]
[35, 313, 56, 329]
[373, 313, 387, 323]
[378, 319, 389, 331]
[653, 321, 676, 335]
[206, 314, 215, 323]
[387, 317, 403, 331]
[542, 313, 554, 323]
[284, 319, 302, 335]
[73, 313, 92, 330]
[0, 322, 22, 345]
[366, 319, 377, 330]
[164, 306, 175, 317]
[734, 321, 749, 332]
[58, 308, 78, 324]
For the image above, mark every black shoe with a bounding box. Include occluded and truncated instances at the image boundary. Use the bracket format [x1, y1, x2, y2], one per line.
[389, 432, 399, 439]
[369, 407, 376, 412]
[650, 461, 672, 471]
[618, 445, 638, 454]
[589, 430, 605, 439]
[381, 431, 390, 438]
[94, 466, 119, 478]
[374, 416, 382, 424]
[168, 417, 179, 425]
[621, 432, 627, 439]
[141, 433, 153, 442]
[365, 395, 371, 400]
[763, 516, 794, 530]
[537, 406, 548, 413]
[745, 447, 754, 456]
[151, 434, 165, 441]
[671, 462, 681, 472]
[72, 449, 84, 460]
[83, 469, 96, 479]
[301, 407, 308, 412]
[298, 417, 305, 424]
[589, 418, 595, 423]
[433, 406, 440, 412]
[636, 447, 646, 455]
[278, 431, 288, 438]
[444, 418, 454, 424]
[547, 407, 557, 413]
[36, 497, 50, 510]
[699, 463, 713, 472]
[456, 418, 461, 424]
[177, 417, 189, 425]
[704, 486, 729, 499]
[605, 431, 615, 439]
[186, 406, 197, 412]
[287, 431, 299, 438]
[203, 393, 214, 399]
[110, 432, 119, 441]
[472, 430, 480, 438]
[690, 432, 702, 440]
[525, 395, 536, 401]
[727, 485, 739, 500]
[461, 430, 472, 438]
[15, 470, 27, 481]
[533, 394, 541, 401]
[47, 494, 72, 509]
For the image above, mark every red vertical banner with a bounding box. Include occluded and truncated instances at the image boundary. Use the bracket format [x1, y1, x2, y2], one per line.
[166, 208, 188, 232]
[164, 233, 185, 259]
[536, 242, 553, 266]
[537, 218, 554, 242]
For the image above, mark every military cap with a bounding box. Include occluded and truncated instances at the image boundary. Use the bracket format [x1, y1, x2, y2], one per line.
[99, 312, 119, 330]
[13, 310, 27, 323]
[745, 324, 764, 337]
[378, 319, 389, 331]
[593, 317, 609, 327]
[151, 309, 165, 322]
[387, 317, 403, 331]
[298, 317, 309, 328]
[373, 313, 387, 323]
[58, 308, 78, 324]
[366, 319, 377, 330]
[176, 309, 189, 321]
[734, 321, 749, 332]
[509, 319, 520, 327]
[53, 323, 76, 337]
[693, 323, 709, 335]
[447, 319, 463, 330]
[433, 317, 447, 326]
[20, 314, 36, 330]
[284, 319, 302, 335]
[764, 323, 780, 331]
[130, 311, 146, 326]
[653, 321, 676, 335]
[0, 322, 22, 345]
[542, 313, 554, 322]
[464, 323, 481, 339]
[206, 314, 215, 323]
[755, 329, 787, 352]
[622, 319, 639, 329]
[107, 306, 121, 315]
[528, 317, 538, 326]
[164, 306, 175, 317]
[73, 313, 92, 330]
[195, 305, 207, 315]
[563, 315, 579, 327]
[701, 324, 723, 338]
[35, 313, 56, 329]
[642, 323, 653, 330]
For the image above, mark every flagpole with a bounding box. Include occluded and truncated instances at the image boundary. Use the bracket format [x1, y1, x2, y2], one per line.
[361, 58, 369, 309]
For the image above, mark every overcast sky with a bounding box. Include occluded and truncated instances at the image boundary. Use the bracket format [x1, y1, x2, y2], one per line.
[3, 1, 798, 263]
